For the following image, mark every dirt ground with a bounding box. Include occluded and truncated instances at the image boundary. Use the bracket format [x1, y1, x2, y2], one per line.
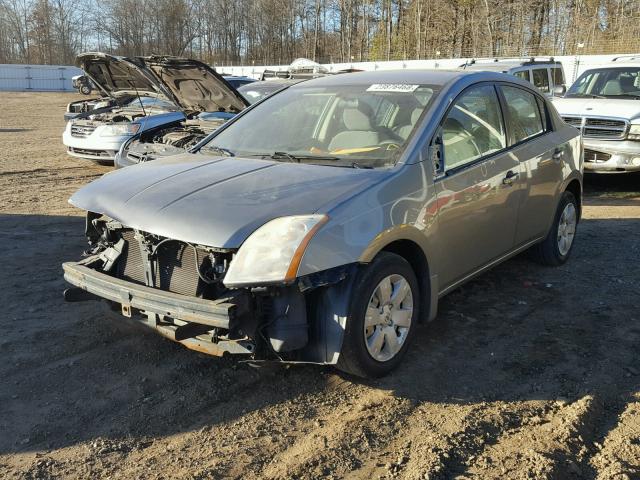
[0, 92, 639, 480]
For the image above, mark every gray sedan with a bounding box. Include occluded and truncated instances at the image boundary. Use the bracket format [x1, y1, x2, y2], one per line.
[63, 69, 583, 378]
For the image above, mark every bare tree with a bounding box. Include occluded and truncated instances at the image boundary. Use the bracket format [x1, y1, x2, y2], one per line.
[0, 0, 638, 65]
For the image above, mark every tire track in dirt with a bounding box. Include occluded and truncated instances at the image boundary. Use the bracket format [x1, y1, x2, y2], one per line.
[338, 401, 549, 480]
[590, 393, 640, 479]
[452, 396, 599, 479]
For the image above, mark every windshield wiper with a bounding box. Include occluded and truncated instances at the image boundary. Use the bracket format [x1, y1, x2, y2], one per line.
[272, 151, 301, 162]
[249, 152, 341, 163]
[201, 145, 235, 157]
[275, 152, 341, 162]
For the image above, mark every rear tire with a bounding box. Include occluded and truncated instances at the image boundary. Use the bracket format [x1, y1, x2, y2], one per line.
[530, 191, 578, 266]
[80, 85, 91, 95]
[336, 252, 419, 378]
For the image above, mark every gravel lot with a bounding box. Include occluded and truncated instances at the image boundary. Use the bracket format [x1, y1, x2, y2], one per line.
[0, 92, 639, 480]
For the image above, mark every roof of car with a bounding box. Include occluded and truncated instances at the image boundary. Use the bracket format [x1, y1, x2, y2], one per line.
[461, 59, 561, 71]
[603, 59, 640, 68]
[462, 63, 516, 72]
[290, 69, 474, 88]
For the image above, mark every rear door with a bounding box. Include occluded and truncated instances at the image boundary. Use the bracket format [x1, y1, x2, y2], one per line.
[498, 84, 563, 244]
[432, 83, 522, 289]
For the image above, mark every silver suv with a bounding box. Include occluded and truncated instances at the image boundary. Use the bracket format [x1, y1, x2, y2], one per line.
[552, 57, 640, 173]
[461, 58, 566, 96]
[63, 70, 582, 378]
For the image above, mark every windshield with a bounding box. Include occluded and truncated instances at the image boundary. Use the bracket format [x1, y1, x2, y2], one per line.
[566, 67, 640, 98]
[199, 83, 440, 168]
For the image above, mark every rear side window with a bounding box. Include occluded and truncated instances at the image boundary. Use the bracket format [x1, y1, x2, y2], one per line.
[513, 70, 530, 82]
[552, 67, 565, 86]
[532, 69, 550, 93]
[501, 86, 544, 143]
[441, 84, 506, 171]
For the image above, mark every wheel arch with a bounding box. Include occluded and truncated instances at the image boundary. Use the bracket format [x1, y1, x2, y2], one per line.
[359, 226, 438, 322]
[564, 177, 582, 220]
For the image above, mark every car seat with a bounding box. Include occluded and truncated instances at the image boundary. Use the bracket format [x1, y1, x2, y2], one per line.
[395, 108, 424, 140]
[329, 107, 380, 151]
[602, 79, 622, 95]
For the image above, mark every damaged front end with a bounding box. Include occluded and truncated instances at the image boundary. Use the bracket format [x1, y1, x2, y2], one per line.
[63, 213, 355, 363]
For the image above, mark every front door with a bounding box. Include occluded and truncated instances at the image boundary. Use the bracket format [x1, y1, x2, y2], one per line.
[432, 83, 522, 290]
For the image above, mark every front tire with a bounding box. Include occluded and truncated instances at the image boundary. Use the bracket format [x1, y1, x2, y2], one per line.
[336, 252, 419, 378]
[530, 191, 578, 266]
[80, 85, 91, 95]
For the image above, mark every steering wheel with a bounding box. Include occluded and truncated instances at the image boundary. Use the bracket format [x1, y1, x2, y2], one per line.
[378, 140, 402, 151]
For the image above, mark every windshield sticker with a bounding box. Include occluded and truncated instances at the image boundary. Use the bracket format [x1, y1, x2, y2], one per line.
[367, 84, 419, 93]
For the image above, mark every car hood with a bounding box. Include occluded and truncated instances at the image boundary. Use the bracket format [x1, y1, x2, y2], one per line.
[141, 56, 249, 114]
[69, 154, 381, 248]
[76, 52, 170, 100]
[552, 97, 640, 121]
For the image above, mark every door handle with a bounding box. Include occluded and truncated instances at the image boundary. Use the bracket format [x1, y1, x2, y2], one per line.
[552, 148, 564, 161]
[502, 170, 519, 185]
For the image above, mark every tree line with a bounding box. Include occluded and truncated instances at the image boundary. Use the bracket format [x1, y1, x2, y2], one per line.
[1, 0, 639, 66]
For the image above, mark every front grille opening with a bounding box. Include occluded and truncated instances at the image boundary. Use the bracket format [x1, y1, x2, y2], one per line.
[561, 116, 627, 139]
[115, 230, 216, 298]
[69, 147, 112, 158]
[562, 116, 582, 128]
[70, 124, 98, 138]
[584, 149, 612, 163]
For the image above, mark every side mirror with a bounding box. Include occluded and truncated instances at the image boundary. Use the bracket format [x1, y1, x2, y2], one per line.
[552, 85, 566, 96]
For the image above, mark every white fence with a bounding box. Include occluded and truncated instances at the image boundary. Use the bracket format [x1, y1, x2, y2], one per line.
[217, 53, 640, 84]
[0, 64, 83, 92]
[1, 53, 638, 92]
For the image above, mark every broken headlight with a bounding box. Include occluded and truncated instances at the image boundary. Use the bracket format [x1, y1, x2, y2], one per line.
[223, 215, 328, 287]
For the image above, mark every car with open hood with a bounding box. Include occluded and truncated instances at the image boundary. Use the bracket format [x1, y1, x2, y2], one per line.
[552, 57, 640, 173]
[63, 70, 582, 378]
[62, 53, 185, 163]
[114, 56, 249, 168]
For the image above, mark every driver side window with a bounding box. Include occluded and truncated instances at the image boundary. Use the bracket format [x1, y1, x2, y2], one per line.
[441, 84, 506, 172]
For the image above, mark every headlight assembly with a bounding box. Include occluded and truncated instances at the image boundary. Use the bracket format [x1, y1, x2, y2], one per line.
[628, 124, 640, 141]
[99, 124, 141, 137]
[223, 215, 328, 286]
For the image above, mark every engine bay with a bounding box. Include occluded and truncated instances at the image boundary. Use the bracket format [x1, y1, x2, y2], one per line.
[124, 116, 227, 162]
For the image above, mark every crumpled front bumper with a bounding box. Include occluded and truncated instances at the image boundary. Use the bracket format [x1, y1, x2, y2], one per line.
[62, 258, 253, 356]
[583, 139, 640, 173]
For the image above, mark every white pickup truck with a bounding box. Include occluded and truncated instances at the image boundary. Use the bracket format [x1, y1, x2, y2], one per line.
[552, 58, 640, 173]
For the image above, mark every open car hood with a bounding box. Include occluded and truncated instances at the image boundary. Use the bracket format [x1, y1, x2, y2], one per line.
[75, 52, 169, 100]
[141, 56, 249, 114]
